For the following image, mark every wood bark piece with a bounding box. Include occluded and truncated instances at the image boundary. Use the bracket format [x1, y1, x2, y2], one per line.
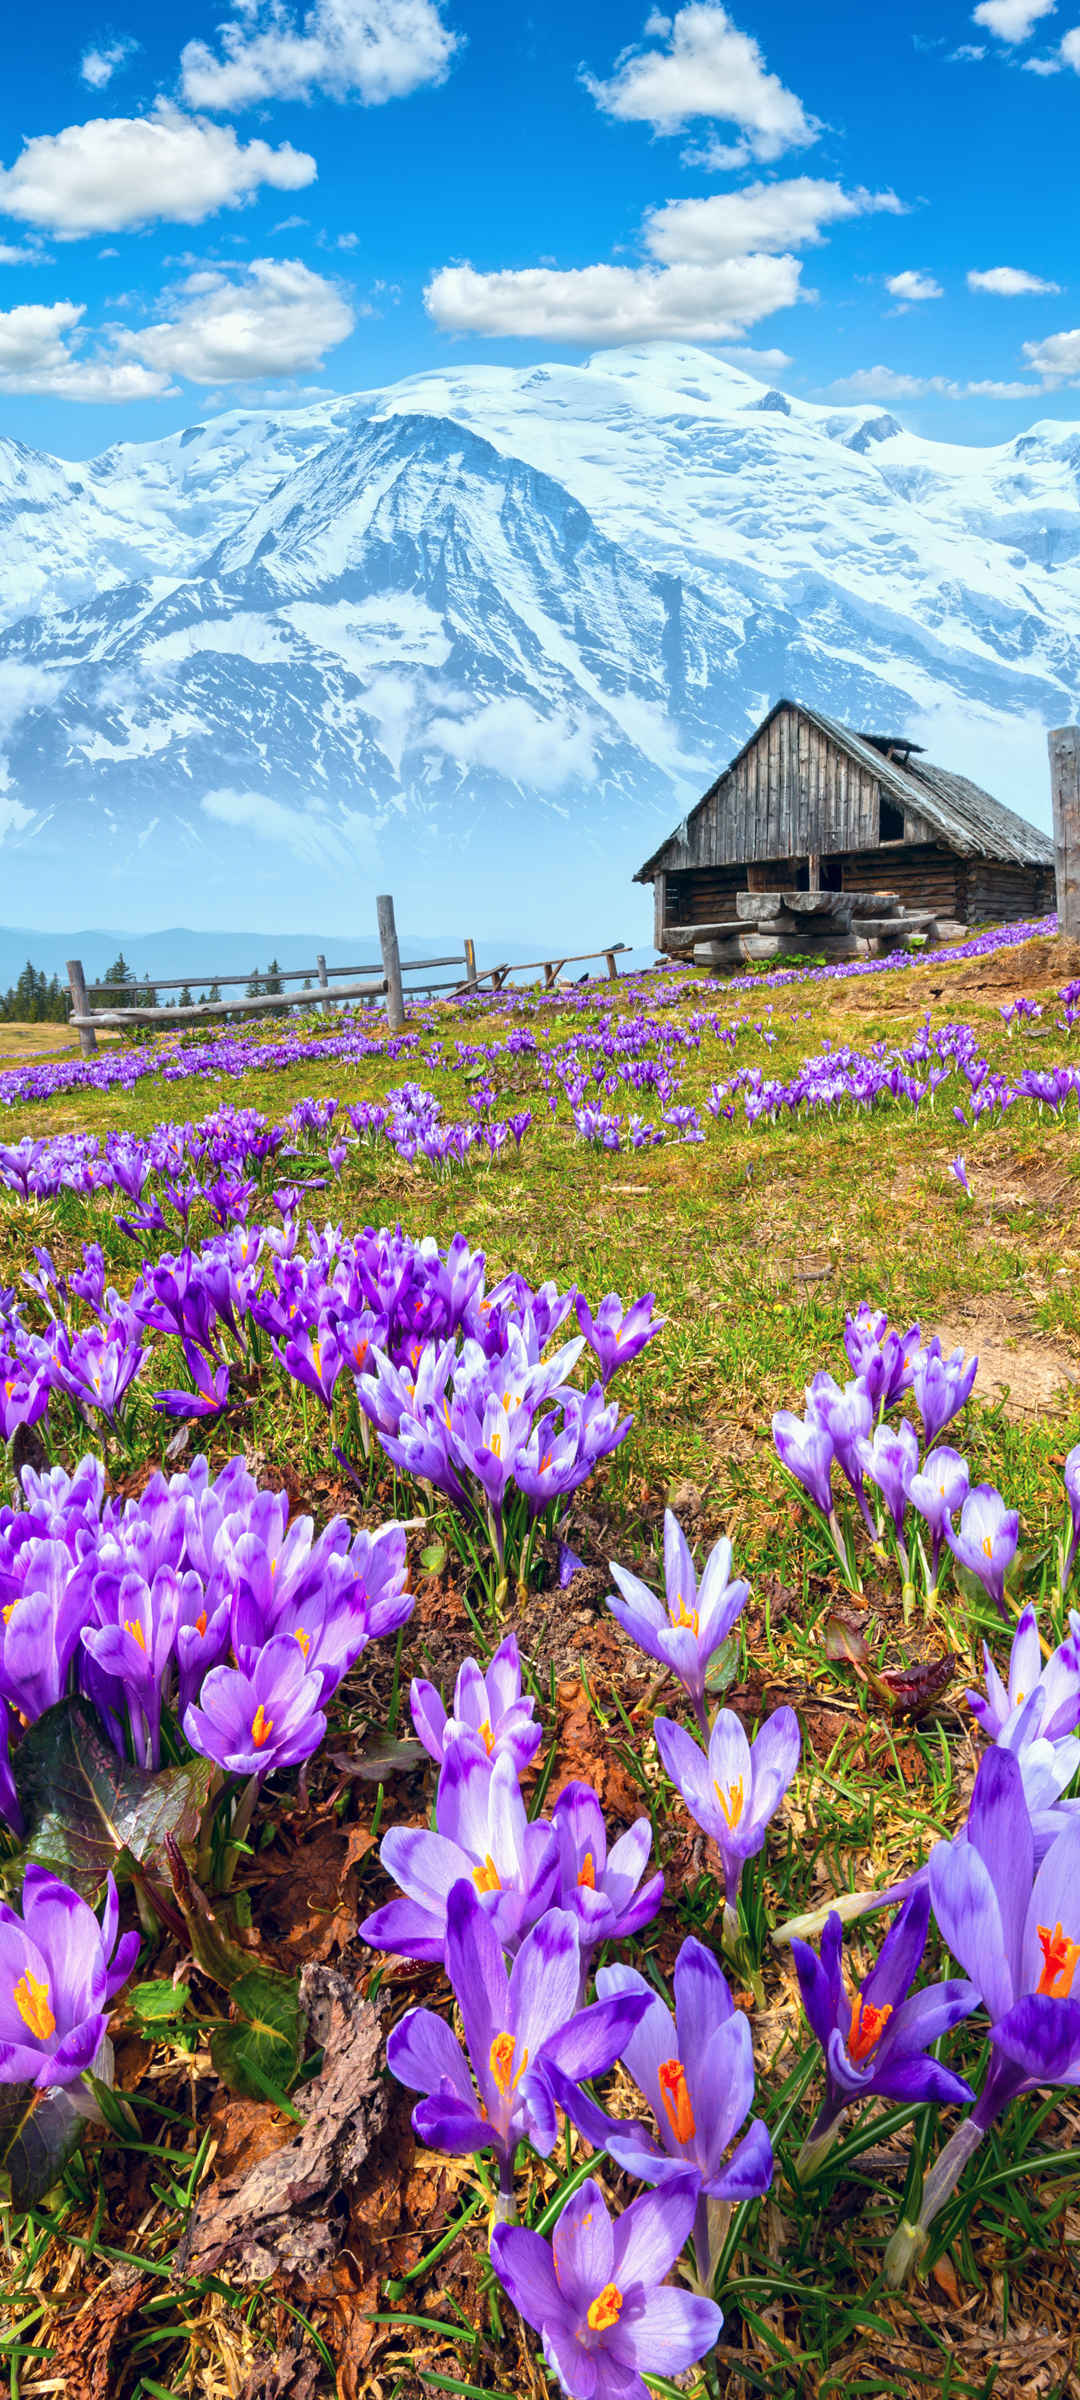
[176, 1965, 386, 2283]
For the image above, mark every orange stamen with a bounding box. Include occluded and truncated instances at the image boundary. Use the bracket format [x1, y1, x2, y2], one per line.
[578, 1852, 596, 1890]
[124, 1619, 147, 1651]
[195, 1609, 208, 1638]
[669, 1595, 700, 1635]
[982, 1535, 994, 1560]
[713, 1777, 744, 1829]
[294, 1626, 310, 1658]
[474, 1854, 501, 1893]
[658, 2057, 696, 2144]
[251, 1704, 273, 1749]
[489, 2031, 529, 2094]
[14, 1969, 55, 2041]
[489, 1432, 502, 1458]
[586, 2283, 623, 2333]
[1037, 1921, 1080, 1998]
[479, 1719, 495, 1754]
[848, 1993, 894, 2063]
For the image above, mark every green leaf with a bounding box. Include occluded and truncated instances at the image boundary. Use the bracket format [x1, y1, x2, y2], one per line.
[704, 1637, 740, 1694]
[420, 1541, 447, 1574]
[129, 1978, 191, 2026]
[0, 2081, 86, 2210]
[209, 1965, 303, 2102]
[14, 1700, 214, 1900]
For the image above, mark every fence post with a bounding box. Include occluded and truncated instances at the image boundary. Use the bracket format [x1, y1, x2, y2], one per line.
[377, 894, 405, 1032]
[66, 959, 97, 1059]
[1050, 726, 1080, 941]
[464, 937, 478, 989]
[604, 949, 618, 981]
[315, 952, 329, 1012]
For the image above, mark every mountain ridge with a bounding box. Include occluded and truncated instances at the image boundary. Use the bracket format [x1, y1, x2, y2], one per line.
[0, 342, 1075, 941]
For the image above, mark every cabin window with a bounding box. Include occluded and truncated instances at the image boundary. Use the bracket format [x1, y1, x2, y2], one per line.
[879, 792, 904, 842]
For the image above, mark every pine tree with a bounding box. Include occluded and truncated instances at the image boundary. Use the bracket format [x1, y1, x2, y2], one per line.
[245, 968, 263, 998]
[178, 984, 194, 1008]
[265, 958, 283, 996]
[103, 953, 132, 988]
[208, 981, 222, 1004]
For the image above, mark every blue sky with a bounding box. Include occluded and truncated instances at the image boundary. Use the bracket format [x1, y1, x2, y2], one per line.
[0, 0, 1077, 457]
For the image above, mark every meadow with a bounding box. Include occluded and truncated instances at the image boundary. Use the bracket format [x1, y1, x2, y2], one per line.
[1, 918, 1080, 2400]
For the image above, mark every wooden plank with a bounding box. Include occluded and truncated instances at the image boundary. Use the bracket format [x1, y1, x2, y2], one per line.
[66, 959, 97, 1059]
[74, 975, 387, 1028]
[1050, 725, 1080, 938]
[377, 893, 406, 1033]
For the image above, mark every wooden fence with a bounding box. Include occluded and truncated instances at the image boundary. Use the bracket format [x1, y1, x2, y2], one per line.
[66, 899, 631, 1058]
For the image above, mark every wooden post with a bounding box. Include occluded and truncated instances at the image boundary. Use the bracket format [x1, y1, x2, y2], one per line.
[377, 894, 405, 1032]
[653, 871, 667, 954]
[66, 959, 97, 1058]
[464, 937, 478, 988]
[316, 952, 328, 991]
[807, 851, 821, 893]
[604, 949, 618, 981]
[1050, 726, 1080, 940]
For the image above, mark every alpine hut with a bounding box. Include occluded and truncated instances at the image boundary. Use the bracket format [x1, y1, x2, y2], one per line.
[637, 699, 1055, 955]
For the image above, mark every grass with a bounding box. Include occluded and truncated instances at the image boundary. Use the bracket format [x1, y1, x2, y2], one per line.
[1, 930, 1080, 2397]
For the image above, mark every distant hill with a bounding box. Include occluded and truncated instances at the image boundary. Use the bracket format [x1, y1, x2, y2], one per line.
[0, 926, 652, 994]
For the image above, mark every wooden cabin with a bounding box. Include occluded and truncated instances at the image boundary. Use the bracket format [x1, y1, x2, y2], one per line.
[636, 698, 1056, 951]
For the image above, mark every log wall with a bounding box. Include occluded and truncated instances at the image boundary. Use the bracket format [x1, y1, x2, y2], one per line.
[665, 704, 883, 869]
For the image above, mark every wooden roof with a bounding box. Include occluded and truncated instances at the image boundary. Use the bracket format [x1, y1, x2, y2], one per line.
[635, 697, 1055, 880]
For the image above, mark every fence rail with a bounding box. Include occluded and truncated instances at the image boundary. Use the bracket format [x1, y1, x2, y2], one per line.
[66, 913, 629, 1060]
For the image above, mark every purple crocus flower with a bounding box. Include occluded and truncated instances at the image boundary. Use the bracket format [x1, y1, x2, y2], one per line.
[545, 1936, 772, 2285]
[606, 1512, 749, 1735]
[967, 1603, 1080, 1752]
[906, 1446, 970, 1600]
[0, 1542, 93, 1723]
[772, 1407, 835, 1518]
[551, 1781, 663, 1968]
[362, 1747, 558, 1963]
[791, 1887, 976, 2175]
[410, 1632, 542, 1774]
[911, 1337, 978, 1447]
[888, 1748, 1080, 2283]
[654, 1705, 800, 1920]
[949, 1156, 971, 1198]
[81, 1566, 185, 1768]
[387, 1881, 651, 2209]
[490, 2173, 722, 2400]
[944, 1483, 1019, 1620]
[575, 1292, 664, 1387]
[153, 1342, 231, 1419]
[182, 1634, 327, 1775]
[843, 1305, 920, 1409]
[1062, 1443, 1080, 1594]
[0, 1865, 138, 2087]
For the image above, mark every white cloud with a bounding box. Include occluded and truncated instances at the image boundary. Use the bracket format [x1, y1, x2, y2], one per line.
[967, 263, 1060, 294]
[425, 253, 803, 345]
[0, 298, 169, 399]
[425, 696, 599, 791]
[645, 178, 901, 265]
[1022, 326, 1080, 380]
[719, 342, 793, 370]
[583, 4, 817, 158]
[0, 241, 39, 264]
[1061, 26, 1080, 64]
[885, 269, 943, 303]
[972, 0, 1055, 36]
[181, 0, 459, 110]
[949, 41, 987, 56]
[0, 106, 314, 237]
[79, 35, 139, 88]
[118, 257, 355, 383]
[1024, 50, 1062, 67]
[830, 364, 1037, 399]
[201, 786, 377, 865]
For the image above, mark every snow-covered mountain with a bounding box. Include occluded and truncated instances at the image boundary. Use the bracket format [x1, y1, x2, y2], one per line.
[1, 344, 1077, 938]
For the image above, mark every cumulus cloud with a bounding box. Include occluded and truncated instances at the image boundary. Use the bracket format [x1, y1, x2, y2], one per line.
[830, 364, 1036, 400]
[424, 696, 599, 792]
[972, 0, 1055, 35]
[1061, 26, 1080, 64]
[885, 269, 943, 303]
[425, 253, 803, 345]
[967, 263, 1060, 294]
[719, 342, 793, 370]
[79, 35, 139, 88]
[1022, 326, 1080, 381]
[0, 298, 169, 399]
[0, 106, 314, 237]
[201, 786, 376, 865]
[645, 178, 901, 265]
[180, 0, 459, 110]
[583, 3, 817, 157]
[118, 257, 355, 383]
